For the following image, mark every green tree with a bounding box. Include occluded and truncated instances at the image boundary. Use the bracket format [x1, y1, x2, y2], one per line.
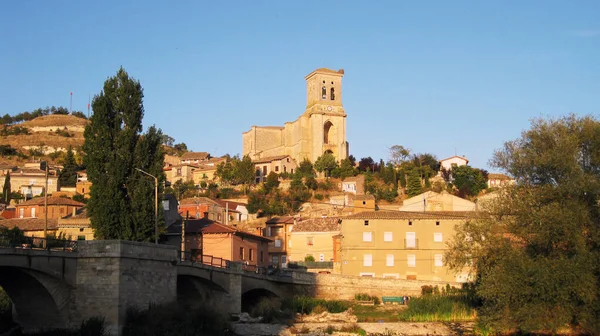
[233, 155, 255, 193]
[446, 114, 600, 334]
[83, 68, 164, 241]
[314, 153, 337, 177]
[389, 145, 411, 166]
[264, 171, 280, 193]
[451, 165, 487, 198]
[406, 169, 422, 197]
[2, 172, 10, 204]
[59, 146, 78, 187]
[215, 159, 235, 185]
[296, 159, 315, 178]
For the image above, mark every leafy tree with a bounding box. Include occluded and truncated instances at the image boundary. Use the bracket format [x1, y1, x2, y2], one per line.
[446, 114, 600, 334]
[304, 175, 318, 190]
[332, 158, 357, 179]
[406, 169, 422, 197]
[59, 146, 78, 187]
[215, 159, 235, 185]
[0, 145, 17, 156]
[389, 145, 411, 166]
[234, 155, 255, 193]
[2, 172, 10, 204]
[173, 143, 188, 155]
[296, 159, 315, 178]
[451, 165, 487, 198]
[314, 153, 337, 177]
[83, 68, 164, 241]
[161, 134, 175, 147]
[358, 157, 377, 172]
[264, 172, 280, 193]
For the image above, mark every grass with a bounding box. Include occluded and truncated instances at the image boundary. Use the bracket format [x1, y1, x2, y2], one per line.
[352, 304, 404, 322]
[398, 294, 476, 322]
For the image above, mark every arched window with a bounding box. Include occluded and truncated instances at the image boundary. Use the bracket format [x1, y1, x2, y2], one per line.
[324, 121, 333, 144]
[322, 86, 327, 100]
[330, 87, 335, 100]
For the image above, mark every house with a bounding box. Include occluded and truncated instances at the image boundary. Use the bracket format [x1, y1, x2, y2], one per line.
[487, 173, 515, 188]
[399, 191, 477, 212]
[164, 217, 216, 259]
[162, 194, 181, 227]
[439, 155, 469, 172]
[339, 211, 473, 282]
[165, 163, 198, 186]
[253, 155, 297, 183]
[351, 195, 376, 214]
[288, 217, 340, 266]
[1, 166, 59, 198]
[178, 197, 248, 224]
[265, 216, 296, 267]
[341, 175, 365, 195]
[75, 170, 92, 198]
[0, 218, 59, 237]
[201, 222, 271, 269]
[57, 207, 94, 241]
[179, 152, 211, 165]
[15, 196, 85, 220]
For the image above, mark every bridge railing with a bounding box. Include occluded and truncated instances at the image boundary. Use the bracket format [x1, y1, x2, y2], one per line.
[179, 251, 230, 268]
[0, 234, 78, 252]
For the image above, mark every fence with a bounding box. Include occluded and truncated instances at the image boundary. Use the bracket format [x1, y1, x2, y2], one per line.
[288, 261, 334, 269]
[179, 250, 230, 268]
[0, 233, 78, 252]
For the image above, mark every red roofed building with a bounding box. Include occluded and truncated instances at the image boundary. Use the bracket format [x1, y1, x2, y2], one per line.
[15, 196, 85, 220]
[202, 222, 271, 269]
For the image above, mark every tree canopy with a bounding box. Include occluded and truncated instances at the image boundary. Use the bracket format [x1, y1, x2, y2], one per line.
[83, 68, 165, 242]
[446, 114, 600, 334]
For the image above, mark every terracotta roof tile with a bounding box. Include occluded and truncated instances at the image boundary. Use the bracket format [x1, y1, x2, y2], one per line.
[252, 155, 292, 164]
[17, 196, 85, 207]
[293, 217, 340, 232]
[180, 152, 210, 160]
[266, 216, 296, 224]
[178, 197, 219, 206]
[343, 210, 476, 220]
[0, 218, 58, 231]
[202, 222, 272, 242]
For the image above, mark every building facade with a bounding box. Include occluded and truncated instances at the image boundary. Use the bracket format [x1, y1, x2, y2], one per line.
[288, 217, 340, 264]
[340, 211, 472, 282]
[243, 68, 349, 164]
[264, 216, 296, 268]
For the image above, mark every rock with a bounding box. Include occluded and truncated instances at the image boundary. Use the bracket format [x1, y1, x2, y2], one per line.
[233, 312, 263, 323]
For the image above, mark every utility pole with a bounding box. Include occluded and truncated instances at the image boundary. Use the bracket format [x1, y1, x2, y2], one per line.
[135, 168, 159, 244]
[181, 211, 188, 261]
[42, 161, 49, 239]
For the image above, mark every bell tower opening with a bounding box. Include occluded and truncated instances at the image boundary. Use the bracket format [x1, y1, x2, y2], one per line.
[324, 121, 333, 144]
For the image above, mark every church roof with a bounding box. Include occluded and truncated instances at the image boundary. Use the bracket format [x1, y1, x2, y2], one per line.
[305, 68, 345, 79]
[252, 155, 291, 164]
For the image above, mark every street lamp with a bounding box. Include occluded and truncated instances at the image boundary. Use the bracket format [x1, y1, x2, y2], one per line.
[135, 168, 159, 244]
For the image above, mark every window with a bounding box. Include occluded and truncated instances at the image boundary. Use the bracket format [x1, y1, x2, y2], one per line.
[406, 232, 416, 248]
[274, 239, 282, 247]
[31, 208, 36, 218]
[408, 221, 413, 226]
[77, 235, 86, 241]
[177, 168, 182, 176]
[386, 254, 394, 267]
[360, 273, 374, 277]
[364, 220, 369, 226]
[19, 208, 24, 218]
[271, 255, 279, 265]
[363, 232, 372, 242]
[281, 255, 287, 267]
[319, 254, 325, 262]
[260, 251, 264, 262]
[272, 227, 282, 237]
[266, 227, 271, 236]
[384, 232, 393, 242]
[287, 158, 290, 163]
[275, 166, 279, 172]
[79, 228, 84, 232]
[407, 254, 416, 267]
[330, 87, 335, 100]
[434, 254, 443, 267]
[306, 237, 314, 246]
[239, 247, 244, 260]
[249, 249, 253, 261]
[363, 254, 372, 267]
[436, 221, 440, 226]
[434, 233, 443, 242]
[322, 86, 327, 99]
[162, 199, 170, 211]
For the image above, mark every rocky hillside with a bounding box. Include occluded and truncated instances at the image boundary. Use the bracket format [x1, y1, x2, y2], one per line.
[1, 115, 88, 163]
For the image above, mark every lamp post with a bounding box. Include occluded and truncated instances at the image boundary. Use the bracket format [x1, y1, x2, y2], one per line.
[135, 168, 158, 244]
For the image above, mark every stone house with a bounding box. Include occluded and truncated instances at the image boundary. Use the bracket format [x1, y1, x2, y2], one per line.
[399, 191, 476, 212]
[15, 196, 85, 220]
[252, 155, 297, 183]
[439, 155, 469, 173]
[57, 207, 94, 241]
[340, 211, 473, 282]
[0, 217, 58, 238]
[1, 166, 59, 198]
[487, 173, 515, 188]
[341, 175, 364, 195]
[179, 152, 210, 165]
[165, 163, 198, 185]
[288, 217, 340, 265]
[264, 216, 296, 267]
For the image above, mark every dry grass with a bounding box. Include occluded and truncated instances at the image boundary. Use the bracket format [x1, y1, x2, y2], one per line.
[19, 115, 88, 128]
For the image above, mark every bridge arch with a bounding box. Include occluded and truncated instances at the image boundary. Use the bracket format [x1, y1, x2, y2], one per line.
[0, 266, 71, 332]
[241, 288, 280, 313]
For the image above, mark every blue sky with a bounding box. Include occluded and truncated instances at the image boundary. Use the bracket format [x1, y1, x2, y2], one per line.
[1, 1, 599, 171]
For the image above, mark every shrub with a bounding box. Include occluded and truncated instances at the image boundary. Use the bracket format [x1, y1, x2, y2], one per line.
[314, 193, 324, 200]
[304, 255, 315, 262]
[282, 296, 350, 315]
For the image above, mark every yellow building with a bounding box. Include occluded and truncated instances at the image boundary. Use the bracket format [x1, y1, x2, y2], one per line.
[57, 207, 94, 241]
[289, 217, 340, 264]
[399, 191, 476, 212]
[340, 211, 472, 282]
[243, 68, 349, 164]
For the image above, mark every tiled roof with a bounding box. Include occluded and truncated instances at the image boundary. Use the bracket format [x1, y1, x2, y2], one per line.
[354, 195, 375, 201]
[17, 196, 85, 207]
[252, 155, 291, 164]
[61, 207, 88, 219]
[180, 152, 210, 160]
[308, 68, 345, 76]
[439, 155, 469, 163]
[166, 218, 216, 234]
[212, 199, 246, 209]
[293, 217, 340, 233]
[488, 173, 512, 180]
[0, 218, 59, 231]
[266, 216, 296, 224]
[202, 222, 273, 242]
[178, 197, 219, 206]
[343, 210, 476, 220]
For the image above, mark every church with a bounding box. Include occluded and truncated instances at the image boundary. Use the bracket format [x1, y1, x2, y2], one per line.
[242, 68, 349, 166]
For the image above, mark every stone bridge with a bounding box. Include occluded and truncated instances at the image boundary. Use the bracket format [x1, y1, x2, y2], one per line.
[0, 240, 462, 335]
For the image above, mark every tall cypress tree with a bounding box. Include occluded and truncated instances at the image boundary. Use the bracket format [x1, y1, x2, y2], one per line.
[2, 172, 10, 204]
[59, 145, 78, 187]
[406, 169, 423, 197]
[83, 68, 163, 241]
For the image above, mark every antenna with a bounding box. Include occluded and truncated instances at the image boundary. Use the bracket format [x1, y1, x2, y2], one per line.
[69, 92, 73, 114]
[87, 94, 91, 118]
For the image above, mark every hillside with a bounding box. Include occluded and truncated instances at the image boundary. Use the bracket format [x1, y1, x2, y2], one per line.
[1, 115, 88, 164]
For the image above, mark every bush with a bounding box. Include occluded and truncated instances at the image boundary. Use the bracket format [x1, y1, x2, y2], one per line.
[282, 296, 350, 315]
[304, 255, 315, 262]
[354, 293, 380, 304]
[314, 193, 324, 200]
